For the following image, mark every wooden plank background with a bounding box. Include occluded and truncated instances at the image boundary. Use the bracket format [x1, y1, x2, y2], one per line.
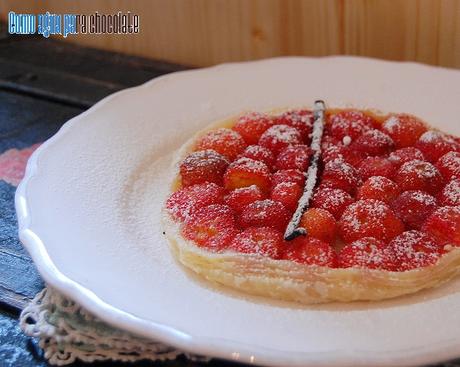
[0, 0, 459, 68]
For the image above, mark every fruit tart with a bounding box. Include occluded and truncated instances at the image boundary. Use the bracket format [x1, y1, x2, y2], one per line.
[162, 102, 460, 304]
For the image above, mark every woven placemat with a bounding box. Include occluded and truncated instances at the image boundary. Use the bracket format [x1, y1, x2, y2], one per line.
[19, 287, 209, 365]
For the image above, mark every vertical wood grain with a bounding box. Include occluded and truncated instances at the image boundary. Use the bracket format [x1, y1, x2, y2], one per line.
[0, 0, 459, 68]
[438, 0, 460, 68]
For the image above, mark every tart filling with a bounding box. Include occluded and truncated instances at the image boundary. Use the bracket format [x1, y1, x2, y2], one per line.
[162, 107, 460, 304]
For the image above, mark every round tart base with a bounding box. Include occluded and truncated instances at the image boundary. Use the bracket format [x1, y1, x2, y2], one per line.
[162, 110, 460, 304]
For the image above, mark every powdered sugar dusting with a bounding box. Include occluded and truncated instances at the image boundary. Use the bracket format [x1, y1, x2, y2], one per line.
[275, 144, 312, 171]
[342, 200, 391, 231]
[389, 230, 443, 270]
[438, 151, 460, 178]
[439, 179, 460, 206]
[312, 187, 354, 219]
[228, 157, 269, 174]
[166, 182, 224, 221]
[196, 127, 247, 160]
[339, 237, 394, 270]
[328, 110, 372, 139]
[261, 124, 301, 144]
[419, 130, 456, 144]
[367, 176, 390, 188]
[273, 181, 298, 196]
[201, 127, 243, 144]
[322, 143, 344, 162]
[391, 190, 438, 230]
[238, 111, 267, 124]
[382, 115, 401, 133]
[339, 199, 404, 243]
[411, 190, 437, 205]
[388, 147, 425, 167]
[324, 158, 360, 187]
[229, 227, 282, 258]
[365, 129, 394, 145]
[232, 184, 259, 194]
[399, 159, 440, 179]
[182, 149, 229, 169]
[239, 145, 275, 166]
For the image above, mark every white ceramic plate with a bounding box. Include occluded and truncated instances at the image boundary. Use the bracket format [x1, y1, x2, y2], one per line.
[16, 57, 460, 367]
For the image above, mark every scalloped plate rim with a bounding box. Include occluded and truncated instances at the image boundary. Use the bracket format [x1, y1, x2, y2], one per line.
[15, 56, 460, 367]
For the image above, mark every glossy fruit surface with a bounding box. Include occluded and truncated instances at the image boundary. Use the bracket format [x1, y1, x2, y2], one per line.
[239, 199, 291, 231]
[169, 107, 460, 271]
[180, 150, 229, 187]
[282, 237, 338, 267]
[196, 128, 247, 160]
[228, 227, 283, 259]
[339, 199, 404, 244]
[388, 230, 444, 271]
[338, 237, 396, 270]
[224, 157, 272, 193]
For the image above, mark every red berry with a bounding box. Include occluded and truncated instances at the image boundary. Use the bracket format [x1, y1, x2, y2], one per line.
[394, 159, 444, 195]
[271, 169, 305, 187]
[436, 151, 460, 180]
[351, 129, 395, 156]
[311, 187, 354, 220]
[388, 230, 444, 271]
[259, 124, 302, 155]
[391, 190, 438, 230]
[183, 204, 237, 252]
[224, 157, 272, 193]
[270, 182, 303, 212]
[327, 110, 375, 140]
[232, 112, 274, 145]
[322, 137, 366, 167]
[416, 130, 460, 163]
[422, 206, 460, 246]
[338, 146, 367, 167]
[180, 150, 229, 187]
[166, 182, 224, 221]
[322, 135, 342, 150]
[224, 185, 265, 213]
[275, 145, 312, 171]
[196, 128, 247, 160]
[300, 208, 337, 243]
[321, 158, 361, 194]
[283, 237, 338, 267]
[322, 142, 345, 163]
[228, 227, 283, 259]
[238, 145, 275, 170]
[388, 147, 425, 168]
[239, 199, 291, 231]
[381, 114, 427, 148]
[438, 179, 460, 206]
[357, 176, 400, 204]
[357, 156, 396, 181]
[273, 110, 313, 142]
[339, 199, 404, 244]
[338, 237, 396, 270]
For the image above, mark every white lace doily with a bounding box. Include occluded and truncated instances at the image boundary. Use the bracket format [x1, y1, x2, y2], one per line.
[19, 287, 209, 365]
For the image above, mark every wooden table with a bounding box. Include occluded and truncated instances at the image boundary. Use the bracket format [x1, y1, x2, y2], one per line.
[0, 23, 457, 367]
